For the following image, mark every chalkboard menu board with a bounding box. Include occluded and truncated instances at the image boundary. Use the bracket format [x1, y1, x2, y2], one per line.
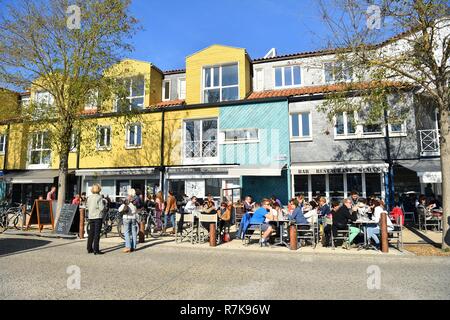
[55, 204, 80, 235]
[27, 200, 54, 231]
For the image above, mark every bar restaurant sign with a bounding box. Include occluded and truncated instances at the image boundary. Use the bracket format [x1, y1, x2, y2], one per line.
[295, 165, 387, 175]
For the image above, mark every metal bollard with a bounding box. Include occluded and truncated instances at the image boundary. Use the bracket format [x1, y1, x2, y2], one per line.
[289, 224, 298, 250]
[380, 211, 389, 253]
[79, 208, 85, 239]
[209, 223, 216, 247]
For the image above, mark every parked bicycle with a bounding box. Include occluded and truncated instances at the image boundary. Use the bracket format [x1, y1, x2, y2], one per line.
[86, 208, 122, 238]
[0, 203, 29, 233]
[116, 208, 161, 240]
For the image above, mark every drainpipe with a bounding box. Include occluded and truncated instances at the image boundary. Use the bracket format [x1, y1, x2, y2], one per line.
[384, 109, 394, 211]
[160, 109, 166, 195]
[76, 130, 81, 195]
[2, 123, 10, 172]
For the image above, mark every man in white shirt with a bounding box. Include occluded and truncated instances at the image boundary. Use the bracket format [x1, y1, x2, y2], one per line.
[184, 196, 198, 214]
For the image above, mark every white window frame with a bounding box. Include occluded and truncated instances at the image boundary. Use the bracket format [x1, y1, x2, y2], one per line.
[274, 65, 302, 88]
[162, 80, 171, 101]
[178, 78, 186, 100]
[290, 112, 313, 141]
[114, 76, 145, 111]
[220, 128, 260, 144]
[85, 90, 99, 110]
[125, 123, 143, 149]
[202, 63, 239, 103]
[28, 131, 51, 169]
[97, 126, 112, 150]
[255, 68, 264, 91]
[323, 61, 353, 84]
[0, 134, 6, 154]
[183, 118, 219, 164]
[334, 111, 407, 139]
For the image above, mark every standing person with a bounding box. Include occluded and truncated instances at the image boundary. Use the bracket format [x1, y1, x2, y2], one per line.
[154, 192, 164, 232]
[86, 184, 105, 255]
[163, 191, 177, 235]
[46, 186, 57, 201]
[72, 194, 81, 206]
[119, 196, 138, 253]
[80, 192, 87, 208]
[217, 201, 232, 243]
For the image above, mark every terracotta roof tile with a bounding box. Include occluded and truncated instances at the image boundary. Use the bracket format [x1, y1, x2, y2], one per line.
[153, 99, 185, 108]
[247, 82, 409, 100]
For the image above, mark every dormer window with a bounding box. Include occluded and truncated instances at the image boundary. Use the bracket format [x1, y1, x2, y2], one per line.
[274, 66, 301, 88]
[203, 64, 239, 103]
[324, 62, 353, 84]
[114, 75, 145, 111]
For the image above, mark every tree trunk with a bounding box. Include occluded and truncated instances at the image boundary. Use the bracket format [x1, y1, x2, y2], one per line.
[439, 108, 450, 250]
[56, 151, 69, 222]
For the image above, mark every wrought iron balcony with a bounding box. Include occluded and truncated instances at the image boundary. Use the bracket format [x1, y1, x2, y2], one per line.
[419, 129, 440, 157]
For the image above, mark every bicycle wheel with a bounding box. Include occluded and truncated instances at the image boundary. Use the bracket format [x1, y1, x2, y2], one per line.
[117, 219, 125, 240]
[0, 213, 7, 233]
[146, 217, 161, 239]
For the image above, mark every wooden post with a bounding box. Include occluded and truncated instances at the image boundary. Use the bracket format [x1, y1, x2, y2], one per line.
[21, 205, 27, 231]
[290, 224, 298, 250]
[209, 223, 216, 247]
[79, 208, 85, 239]
[380, 211, 389, 253]
[139, 221, 145, 243]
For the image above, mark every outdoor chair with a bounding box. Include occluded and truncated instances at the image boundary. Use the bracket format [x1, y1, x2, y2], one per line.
[234, 206, 245, 228]
[417, 207, 440, 232]
[387, 216, 403, 251]
[296, 223, 316, 249]
[331, 225, 350, 250]
[175, 212, 195, 244]
[401, 204, 416, 226]
[198, 213, 217, 243]
[243, 223, 263, 246]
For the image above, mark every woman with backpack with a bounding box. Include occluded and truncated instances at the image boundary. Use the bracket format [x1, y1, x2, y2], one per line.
[119, 195, 138, 253]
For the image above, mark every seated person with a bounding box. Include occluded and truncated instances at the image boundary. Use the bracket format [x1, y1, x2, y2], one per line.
[356, 198, 370, 219]
[322, 201, 340, 247]
[217, 202, 232, 239]
[367, 199, 394, 250]
[200, 199, 217, 234]
[332, 198, 359, 248]
[249, 199, 274, 246]
[304, 200, 319, 224]
[243, 196, 255, 213]
[318, 197, 331, 217]
[417, 195, 434, 220]
[184, 196, 198, 214]
[288, 200, 308, 225]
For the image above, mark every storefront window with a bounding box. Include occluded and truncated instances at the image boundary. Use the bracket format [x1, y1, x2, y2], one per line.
[294, 175, 308, 197]
[205, 179, 221, 198]
[311, 175, 326, 198]
[365, 173, 382, 198]
[347, 174, 362, 195]
[116, 180, 130, 200]
[329, 174, 344, 202]
[101, 180, 115, 198]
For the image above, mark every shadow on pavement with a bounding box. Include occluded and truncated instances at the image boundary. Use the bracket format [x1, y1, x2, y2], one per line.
[0, 238, 51, 257]
[405, 226, 441, 248]
[135, 239, 176, 252]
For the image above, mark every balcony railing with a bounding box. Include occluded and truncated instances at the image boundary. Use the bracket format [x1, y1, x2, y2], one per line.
[184, 140, 218, 159]
[419, 129, 440, 157]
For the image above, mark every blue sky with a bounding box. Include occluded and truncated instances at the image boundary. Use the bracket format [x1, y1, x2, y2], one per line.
[129, 0, 332, 71]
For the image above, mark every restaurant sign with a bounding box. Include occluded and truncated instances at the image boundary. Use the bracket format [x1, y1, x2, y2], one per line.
[419, 172, 442, 184]
[295, 166, 387, 175]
